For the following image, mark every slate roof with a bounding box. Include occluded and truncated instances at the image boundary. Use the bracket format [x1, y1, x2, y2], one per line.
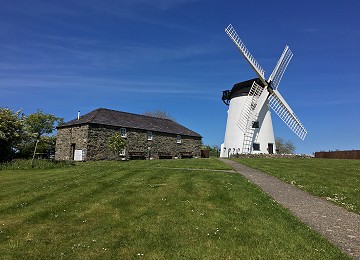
[58, 108, 202, 138]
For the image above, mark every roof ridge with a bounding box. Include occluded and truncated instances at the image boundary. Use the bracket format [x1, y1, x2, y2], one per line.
[98, 107, 175, 122]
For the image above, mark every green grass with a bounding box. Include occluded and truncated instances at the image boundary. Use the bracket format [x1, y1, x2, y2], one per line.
[233, 158, 360, 214]
[0, 158, 349, 259]
[0, 159, 75, 170]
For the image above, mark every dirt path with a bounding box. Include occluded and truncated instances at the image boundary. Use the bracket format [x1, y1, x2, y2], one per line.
[220, 159, 360, 259]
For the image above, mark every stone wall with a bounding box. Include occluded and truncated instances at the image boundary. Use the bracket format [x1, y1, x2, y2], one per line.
[55, 123, 202, 161]
[55, 125, 89, 160]
[87, 124, 202, 160]
[125, 129, 202, 159]
[86, 124, 119, 160]
[229, 153, 313, 159]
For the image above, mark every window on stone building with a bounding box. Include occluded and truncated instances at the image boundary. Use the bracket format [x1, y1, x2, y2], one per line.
[120, 128, 126, 137]
[120, 148, 126, 156]
[176, 135, 182, 144]
[147, 131, 153, 141]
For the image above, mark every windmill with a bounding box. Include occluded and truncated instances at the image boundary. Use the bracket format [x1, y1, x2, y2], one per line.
[220, 24, 307, 157]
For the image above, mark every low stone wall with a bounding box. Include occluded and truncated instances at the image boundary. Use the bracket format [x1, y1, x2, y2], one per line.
[228, 153, 313, 159]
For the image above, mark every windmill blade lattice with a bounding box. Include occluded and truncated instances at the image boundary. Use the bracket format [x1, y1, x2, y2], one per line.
[268, 46, 293, 90]
[225, 24, 267, 85]
[268, 90, 307, 140]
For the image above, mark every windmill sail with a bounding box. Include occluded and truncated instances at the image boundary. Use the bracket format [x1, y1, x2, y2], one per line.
[268, 46, 293, 90]
[268, 89, 307, 140]
[225, 24, 267, 85]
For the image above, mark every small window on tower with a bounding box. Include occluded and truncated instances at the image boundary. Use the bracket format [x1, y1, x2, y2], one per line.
[253, 143, 260, 151]
[252, 121, 259, 128]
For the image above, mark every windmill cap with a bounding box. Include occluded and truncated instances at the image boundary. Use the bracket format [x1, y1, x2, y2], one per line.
[227, 78, 266, 100]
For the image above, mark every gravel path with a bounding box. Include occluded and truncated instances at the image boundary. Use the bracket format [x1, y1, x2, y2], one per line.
[220, 159, 360, 259]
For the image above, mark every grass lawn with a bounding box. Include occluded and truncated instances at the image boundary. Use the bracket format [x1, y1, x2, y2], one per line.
[233, 158, 360, 214]
[0, 159, 349, 259]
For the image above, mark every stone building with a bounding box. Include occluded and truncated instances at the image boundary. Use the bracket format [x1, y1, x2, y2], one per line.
[55, 108, 202, 161]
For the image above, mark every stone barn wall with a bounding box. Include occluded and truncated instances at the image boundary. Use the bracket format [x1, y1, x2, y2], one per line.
[55, 125, 89, 161]
[86, 124, 120, 160]
[55, 123, 202, 161]
[125, 129, 202, 159]
[87, 124, 202, 160]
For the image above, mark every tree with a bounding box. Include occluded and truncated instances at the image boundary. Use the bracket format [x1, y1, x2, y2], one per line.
[34, 136, 56, 158]
[24, 109, 63, 164]
[276, 137, 295, 154]
[25, 109, 63, 139]
[201, 144, 220, 157]
[0, 108, 25, 162]
[143, 110, 175, 121]
[108, 132, 126, 157]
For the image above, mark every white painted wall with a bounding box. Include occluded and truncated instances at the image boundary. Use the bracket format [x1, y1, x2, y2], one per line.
[221, 96, 245, 157]
[220, 96, 276, 157]
[252, 100, 276, 154]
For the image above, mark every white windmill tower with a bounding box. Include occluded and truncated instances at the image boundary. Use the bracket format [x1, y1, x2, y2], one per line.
[220, 24, 307, 157]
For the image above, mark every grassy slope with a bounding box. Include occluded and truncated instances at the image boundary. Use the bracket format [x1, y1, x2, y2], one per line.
[0, 159, 349, 259]
[233, 158, 360, 214]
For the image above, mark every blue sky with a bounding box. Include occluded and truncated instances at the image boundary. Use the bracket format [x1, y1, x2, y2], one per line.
[1, 0, 359, 154]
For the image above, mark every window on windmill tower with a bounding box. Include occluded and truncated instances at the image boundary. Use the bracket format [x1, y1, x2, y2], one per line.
[176, 135, 182, 144]
[147, 131, 153, 141]
[253, 143, 260, 151]
[252, 121, 260, 128]
[120, 128, 127, 137]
